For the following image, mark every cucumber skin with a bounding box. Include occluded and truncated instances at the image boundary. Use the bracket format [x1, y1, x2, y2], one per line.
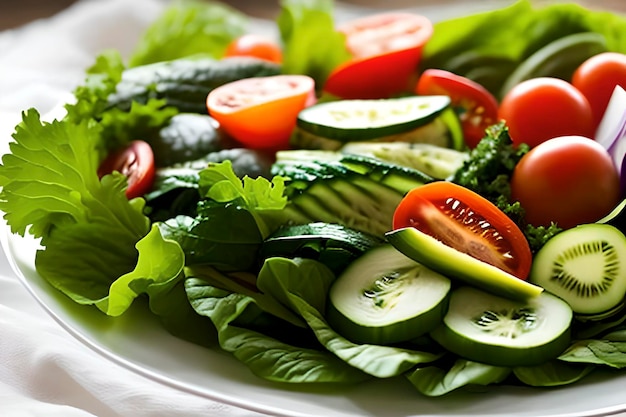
[430, 320, 571, 367]
[386, 227, 543, 301]
[430, 287, 573, 367]
[327, 293, 450, 346]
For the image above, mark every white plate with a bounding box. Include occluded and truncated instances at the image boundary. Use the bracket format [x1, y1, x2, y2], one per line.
[2, 226, 626, 417]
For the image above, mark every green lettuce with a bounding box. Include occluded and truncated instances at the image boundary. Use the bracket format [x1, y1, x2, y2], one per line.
[277, 0, 351, 87]
[422, 0, 626, 98]
[0, 110, 176, 316]
[198, 160, 289, 238]
[128, 1, 248, 67]
[185, 277, 369, 383]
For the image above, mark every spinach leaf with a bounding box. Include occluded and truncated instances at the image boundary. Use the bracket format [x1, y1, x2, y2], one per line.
[513, 360, 594, 386]
[185, 278, 369, 383]
[406, 359, 511, 396]
[257, 257, 443, 378]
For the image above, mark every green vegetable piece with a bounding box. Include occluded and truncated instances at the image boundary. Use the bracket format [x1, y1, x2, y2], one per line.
[327, 244, 451, 345]
[430, 286, 573, 367]
[386, 227, 543, 301]
[129, 1, 248, 66]
[296, 95, 451, 141]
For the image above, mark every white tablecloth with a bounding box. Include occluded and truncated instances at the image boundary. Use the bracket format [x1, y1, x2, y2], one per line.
[1, 1, 625, 416]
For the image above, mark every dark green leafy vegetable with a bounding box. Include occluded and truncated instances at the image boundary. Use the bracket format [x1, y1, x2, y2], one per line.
[422, 0, 626, 99]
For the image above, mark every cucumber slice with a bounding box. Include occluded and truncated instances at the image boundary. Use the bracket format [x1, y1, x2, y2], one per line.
[430, 286, 572, 367]
[327, 244, 451, 345]
[296, 95, 451, 141]
[529, 223, 626, 316]
[386, 227, 543, 301]
[340, 142, 469, 179]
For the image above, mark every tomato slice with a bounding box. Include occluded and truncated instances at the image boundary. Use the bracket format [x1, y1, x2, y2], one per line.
[206, 75, 315, 150]
[392, 181, 532, 280]
[415, 69, 499, 149]
[323, 12, 433, 100]
[224, 34, 283, 64]
[97, 140, 156, 199]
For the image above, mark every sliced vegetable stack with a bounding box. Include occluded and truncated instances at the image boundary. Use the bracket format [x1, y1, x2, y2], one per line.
[2, 0, 626, 401]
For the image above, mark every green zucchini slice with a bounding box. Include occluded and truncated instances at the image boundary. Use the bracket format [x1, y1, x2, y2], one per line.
[296, 95, 451, 141]
[431, 286, 573, 367]
[327, 244, 451, 345]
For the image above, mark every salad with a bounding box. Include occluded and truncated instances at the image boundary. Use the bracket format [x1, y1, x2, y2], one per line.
[2, 0, 626, 401]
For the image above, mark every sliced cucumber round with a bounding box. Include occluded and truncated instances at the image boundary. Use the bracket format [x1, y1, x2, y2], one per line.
[296, 95, 451, 142]
[327, 244, 451, 345]
[430, 286, 573, 367]
[386, 227, 543, 301]
[530, 223, 626, 316]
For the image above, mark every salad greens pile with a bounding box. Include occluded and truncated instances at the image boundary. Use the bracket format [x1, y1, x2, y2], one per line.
[2, 0, 626, 399]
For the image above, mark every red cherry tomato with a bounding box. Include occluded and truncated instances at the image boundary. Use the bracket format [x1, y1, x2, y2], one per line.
[572, 52, 626, 130]
[498, 77, 594, 148]
[393, 181, 532, 280]
[224, 34, 283, 64]
[97, 140, 156, 199]
[415, 69, 499, 148]
[206, 75, 315, 150]
[511, 135, 621, 229]
[323, 12, 433, 99]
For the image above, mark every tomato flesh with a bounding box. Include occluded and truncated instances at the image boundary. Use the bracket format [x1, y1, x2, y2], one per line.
[572, 52, 626, 130]
[498, 77, 594, 148]
[324, 12, 433, 99]
[97, 140, 155, 199]
[415, 69, 499, 148]
[393, 182, 532, 280]
[224, 34, 283, 64]
[207, 75, 315, 150]
[511, 135, 621, 229]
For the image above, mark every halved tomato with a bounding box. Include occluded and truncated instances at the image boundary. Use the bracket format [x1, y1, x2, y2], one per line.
[392, 181, 532, 280]
[323, 12, 433, 99]
[415, 69, 499, 149]
[206, 75, 315, 150]
[97, 140, 155, 199]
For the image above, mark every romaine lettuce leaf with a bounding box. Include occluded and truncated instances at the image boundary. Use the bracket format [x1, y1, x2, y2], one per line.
[128, 1, 248, 67]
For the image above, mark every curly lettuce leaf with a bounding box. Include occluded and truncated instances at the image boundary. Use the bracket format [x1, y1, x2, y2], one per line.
[64, 51, 178, 153]
[198, 161, 289, 238]
[95, 224, 185, 316]
[0, 110, 156, 313]
[129, 1, 248, 67]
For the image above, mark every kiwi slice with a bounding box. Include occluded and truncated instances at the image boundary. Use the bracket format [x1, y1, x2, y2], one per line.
[529, 223, 626, 316]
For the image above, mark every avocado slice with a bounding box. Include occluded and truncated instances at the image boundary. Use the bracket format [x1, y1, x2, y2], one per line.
[386, 227, 543, 301]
